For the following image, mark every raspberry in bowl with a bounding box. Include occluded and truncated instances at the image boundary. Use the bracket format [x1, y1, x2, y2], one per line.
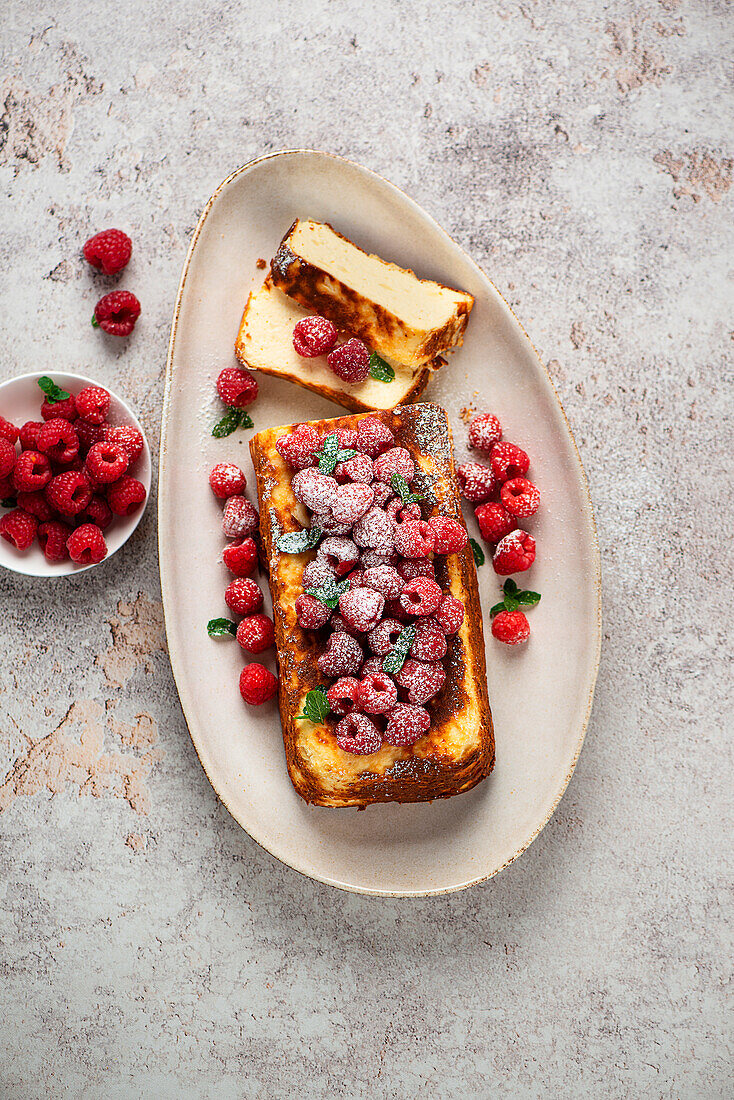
[0, 373, 151, 577]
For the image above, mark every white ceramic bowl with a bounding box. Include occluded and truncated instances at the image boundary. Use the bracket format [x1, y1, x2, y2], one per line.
[0, 372, 151, 577]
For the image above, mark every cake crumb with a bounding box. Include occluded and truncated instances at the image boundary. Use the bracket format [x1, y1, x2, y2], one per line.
[256, 258, 267, 270]
[460, 404, 476, 423]
[126, 832, 146, 852]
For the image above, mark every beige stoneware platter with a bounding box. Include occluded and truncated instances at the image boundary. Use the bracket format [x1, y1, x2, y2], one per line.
[159, 150, 601, 896]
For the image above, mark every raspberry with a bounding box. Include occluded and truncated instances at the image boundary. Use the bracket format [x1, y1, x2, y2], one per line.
[330, 482, 375, 526]
[16, 491, 53, 522]
[93, 290, 141, 336]
[225, 577, 263, 616]
[75, 420, 106, 455]
[338, 587, 385, 633]
[493, 529, 536, 575]
[67, 523, 107, 565]
[500, 477, 541, 518]
[384, 703, 431, 747]
[395, 659, 446, 705]
[222, 537, 258, 577]
[360, 656, 384, 679]
[0, 438, 15, 478]
[290, 469, 333, 512]
[80, 494, 113, 530]
[46, 470, 92, 515]
[346, 568, 366, 589]
[372, 447, 415, 484]
[393, 519, 432, 559]
[327, 338, 370, 384]
[302, 556, 337, 588]
[0, 416, 19, 445]
[427, 515, 468, 555]
[435, 594, 465, 635]
[331, 613, 363, 636]
[396, 558, 435, 581]
[355, 417, 394, 457]
[318, 536, 359, 577]
[410, 618, 447, 661]
[239, 663, 278, 705]
[293, 315, 338, 357]
[399, 577, 443, 617]
[352, 506, 395, 551]
[492, 609, 530, 644]
[367, 618, 405, 656]
[317, 632, 363, 677]
[104, 425, 144, 464]
[83, 228, 132, 275]
[326, 677, 360, 715]
[360, 548, 397, 568]
[41, 395, 77, 422]
[334, 452, 373, 485]
[209, 462, 246, 499]
[222, 496, 258, 539]
[371, 482, 394, 508]
[335, 712, 381, 756]
[386, 498, 422, 524]
[107, 475, 146, 516]
[13, 451, 52, 493]
[468, 412, 502, 453]
[490, 441, 530, 483]
[312, 513, 351, 536]
[76, 386, 111, 425]
[0, 508, 37, 550]
[236, 614, 275, 654]
[275, 424, 322, 469]
[19, 421, 44, 449]
[383, 598, 413, 624]
[335, 428, 358, 449]
[362, 564, 402, 601]
[38, 519, 72, 562]
[295, 593, 332, 630]
[457, 461, 496, 503]
[85, 441, 128, 483]
[216, 367, 258, 409]
[475, 501, 515, 544]
[356, 671, 397, 714]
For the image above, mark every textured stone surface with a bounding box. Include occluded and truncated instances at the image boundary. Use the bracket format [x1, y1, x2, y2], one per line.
[0, 1, 732, 1097]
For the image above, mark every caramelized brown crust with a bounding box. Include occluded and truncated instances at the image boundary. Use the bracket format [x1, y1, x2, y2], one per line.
[250, 403, 495, 808]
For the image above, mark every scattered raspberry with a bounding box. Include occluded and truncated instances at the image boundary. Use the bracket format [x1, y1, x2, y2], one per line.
[427, 515, 468, 555]
[410, 618, 448, 661]
[13, 451, 52, 493]
[327, 338, 370, 384]
[326, 677, 360, 715]
[338, 587, 385, 633]
[386, 498, 421, 524]
[46, 470, 92, 515]
[490, 441, 530, 483]
[384, 704, 431, 747]
[75, 420, 106, 455]
[67, 522, 107, 565]
[225, 577, 263, 616]
[354, 417, 394, 457]
[293, 315, 338, 357]
[356, 671, 398, 714]
[0, 508, 37, 550]
[435, 594, 465, 635]
[41, 395, 77, 422]
[104, 425, 144, 464]
[19, 421, 44, 449]
[76, 386, 111, 425]
[318, 536, 359, 577]
[500, 477, 541, 518]
[317, 632, 363, 677]
[107, 475, 146, 516]
[38, 519, 72, 562]
[209, 462, 246, 499]
[275, 424, 323, 469]
[239, 663, 278, 705]
[367, 618, 405, 656]
[371, 482, 394, 508]
[493, 529, 536, 575]
[475, 501, 516, 544]
[236, 614, 275, 654]
[295, 593, 332, 630]
[0, 417, 19, 445]
[491, 609, 531, 645]
[396, 558, 435, 581]
[393, 519, 433, 559]
[395, 659, 446, 705]
[457, 461, 496, 503]
[335, 712, 381, 756]
[399, 576, 443, 617]
[93, 290, 141, 336]
[372, 447, 415, 484]
[334, 452, 374, 485]
[16, 491, 53, 522]
[222, 537, 258, 577]
[216, 367, 258, 409]
[362, 564, 402, 601]
[85, 440, 128, 483]
[0, 438, 15, 479]
[81, 494, 113, 530]
[468, 412, 502, 453]
[83, 228, 132, 275]
[352, 505, 395, 551]
[222, 496, 258, 538]
[330, 482, 375, 526]
[302, 557, 336, 588]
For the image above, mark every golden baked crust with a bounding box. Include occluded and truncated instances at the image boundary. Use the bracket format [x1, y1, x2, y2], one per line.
[250, 403, 495, 808]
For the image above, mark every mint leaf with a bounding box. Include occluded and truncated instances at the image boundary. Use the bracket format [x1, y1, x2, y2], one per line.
[503, 579, 518, 596]
[469, 537, 485, 567]
[306, 576, 349, 609]
[490, 601, 506, 618]
[212, 407, 254, 437]
[504, 596, 520, 612]
[316, 433, 340, 474]
[37, 376, 70, 404]
[382, 624, 416, 675]
[277, 525, 323, 554]
[490, 582, 541, 616]
[368, 352, 395, 383]
[516, 590, 541, 606]
[296, 688, 331, 723]
[390, 472, 424, 504]
[238, 410, 254, 430]
[1, 497, 16, 509]
[207, 617, 236, 637]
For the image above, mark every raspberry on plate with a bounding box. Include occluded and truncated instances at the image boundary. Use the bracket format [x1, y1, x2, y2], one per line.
[326, 677, 360, 715]
[490, 441, 530, 483]
[500, 477, 541, 518]
[491, 609, 531, 645]
[293, 315, 338, 357]
[0, 437, 15, 479]
[40, 395, 77, 422]
[16, 491, 53, 522]
[76, 386, 111, 425]
[75, 420, 106, 456]
[104, 425, 144, 464]
[222, 496, 258, 539]
[85, 441, 128, 483]
[216, 367, 258, 409]
[38, 519, 72, 562]
[0, 416, 19, 445]
[326, 338, 370, 384]
[81, 494, 113, 530]
[225, 577, 263, 616]
[0, 508, 37, 550]
[236, 614, 275, 654]
[239, 663, 278, 705]
[398, 577, 443, 617]
[493, 529, 536, 575]
[222, 537, 258, 577]
[13, 451, 52, 493]
[475, 501, 515, 545]
[19, 421, 44, 449]
[468, 412, 502, 453]
[46, 470, 92, 515]
[83, 228, 132, 275]
[209, 462, 246, 499]
[457, 461, 495, 503]
[92, 290, 141, 337]
[427, 515, 468, 555]
[335, 712, 381, 756]
[384, 703, 431, 747]
[107, 475, 146, 516]
[67, 523, 108, 565]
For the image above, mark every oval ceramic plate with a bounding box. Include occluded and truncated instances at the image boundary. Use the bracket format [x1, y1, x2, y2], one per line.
[159, 151, 601, 896]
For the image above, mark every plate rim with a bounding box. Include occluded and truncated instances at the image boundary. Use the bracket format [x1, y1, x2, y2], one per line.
[158, 148, 603, 897]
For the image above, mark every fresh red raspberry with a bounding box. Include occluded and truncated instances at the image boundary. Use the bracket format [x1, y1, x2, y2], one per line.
[216, 367, 258, 409]
[475, 501, 515, 544]
[360, 547, 398, 568]
[75, 420, 106, 455]
[67, 522, 107, 565]
[225, 577, 263, 616]
[371, 482, 394, 508]
[103, 425, 144, 464]
[427, 515, 468, 555]
[83, 228, 132, 275]
[331, 612, 363, 636]
[236, 614, 275, 654]
[352, 506, 395, 552]
[222, 537, 258, 577]
[85, 441, 128, 483]
[291, 469, 338, 512]
[355, 417, 395, 456]
[239, 663, 278, 705]
[335, 712, 381, 756]
[0, 417, 19, 445]
[435, 594, 465, 634]
[367, 618, 405, 656]
[107, 475, 146, 516]
[468, 412, 502, 453]
[383, 598, 413, 624]
[492, 609, 531, 644]
[19, 421, 44, 448]
[312, 512, 350, 536]
[346, 568, 366, 589]
[384, 703, 431, 747]
[338, 587, 385, 633]
[360, 656, 384, 679]
[362, 564, 402, 601]
[326, 677, 360, 715]
[330, 483, 375, 527]
[372, 447, 415, 484]
[394, 519, 433, 559]
[295, 593, 332, 630]
[356, 671, 397, 714]
[317, 632, 363, 677]
[335, 428, 358, 449]
[386, 498, 422, 524]
[93, 290, 141, 336]
[13, 451, 52, 493]
[209, 462, 246, 499]
[0, 438, 15, 479]
[275, 424, 323, 469]
[327, 338, 370, 384]
[399, 577, 443, 617]
[490, 441, 530, 483]
[493, 529, 536, 575]
[500, 477, 541, 518]
[80, 494, 113, 530]
[16, 491, 53, 522]
[302, 557, 336, 588]
[396, 558, 435, 581]
[318, 536, 359, 576]
[293, 315, 338, 357]
[0, 508, 37, 550]
[76, 386, 111, 425]
[410, 618, 447, 661]
[40, 395, 77, 422]
[334, 452, 373, 485]
[395, 659, 446, 705]
[222, 496, 258, 539]
[457, 461, 496, 503]
[38, 519, 72, 562]
[46, 470, 92, 515]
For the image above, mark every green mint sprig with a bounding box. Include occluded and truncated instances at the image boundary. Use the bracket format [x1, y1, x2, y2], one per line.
[382, 624, 416, 675]
[305, 576, 349, 609]
[489, 578, 541, 617]
[368, 352, 395, 383]
[277, 525, 323, 554]
[212, 408, 254, 438]
[390, 473, 425, 504]
[316, 432, 357, 475]
[296, 688, 331, 723]
[37, 376, 70, 404]
[207, 618, 237, 637]
[469, 537, 485, 567]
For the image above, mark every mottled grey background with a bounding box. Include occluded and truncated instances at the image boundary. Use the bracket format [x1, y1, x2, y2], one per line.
[0, 1, 731, 1097]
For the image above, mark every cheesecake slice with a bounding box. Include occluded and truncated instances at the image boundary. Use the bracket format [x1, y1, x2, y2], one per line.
[270, 220, 474, 369]
[235, 278, 442, 414]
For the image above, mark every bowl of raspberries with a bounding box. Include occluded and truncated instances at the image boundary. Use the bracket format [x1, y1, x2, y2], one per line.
[0, 372, 151, 576]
